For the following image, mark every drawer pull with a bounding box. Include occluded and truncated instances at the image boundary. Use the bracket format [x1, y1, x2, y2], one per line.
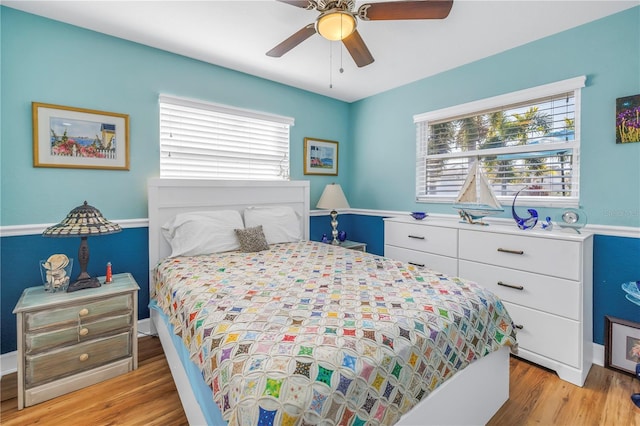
[79, 353, 89, 362]
[78, 308, 89, 317]
[408, 235, 425, 240]
[497, 281, 524, 291]
[497, 248, 524, 255]
[408, 262, 425, 268]
[514, 324, 524, 330]
[79, 327, 89, 336]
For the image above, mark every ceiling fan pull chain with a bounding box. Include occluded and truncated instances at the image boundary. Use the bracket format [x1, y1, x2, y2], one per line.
[329, 40, 333, 88]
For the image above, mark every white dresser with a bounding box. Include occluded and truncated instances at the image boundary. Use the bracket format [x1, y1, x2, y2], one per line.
[384, 216, 593, 386]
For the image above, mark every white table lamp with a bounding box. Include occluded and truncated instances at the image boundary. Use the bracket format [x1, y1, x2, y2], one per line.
[316, 183, 350, 245]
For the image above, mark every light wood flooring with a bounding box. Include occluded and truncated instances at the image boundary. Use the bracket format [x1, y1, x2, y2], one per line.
[1, 336, 639, 425]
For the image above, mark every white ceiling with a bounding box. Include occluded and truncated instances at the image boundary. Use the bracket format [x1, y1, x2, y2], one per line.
[4, 1, 638, 102]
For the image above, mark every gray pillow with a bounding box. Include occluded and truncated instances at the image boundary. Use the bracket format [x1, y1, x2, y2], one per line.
[235, 225, 270, 252]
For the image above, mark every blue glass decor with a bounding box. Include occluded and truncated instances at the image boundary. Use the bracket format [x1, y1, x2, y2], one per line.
[321, 233, 329, 244]
[511, 187, 538, 230]
[338, 230, 347, 242]
[541, 216, 553, 230]
[410, 212, 427, 220]
[622, 281, 640, 307]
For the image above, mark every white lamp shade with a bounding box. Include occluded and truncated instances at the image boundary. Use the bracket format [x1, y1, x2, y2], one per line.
[317, 183, 350, 210]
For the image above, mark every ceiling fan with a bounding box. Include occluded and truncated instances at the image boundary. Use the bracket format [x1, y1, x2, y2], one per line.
[266, 0, 454, 67]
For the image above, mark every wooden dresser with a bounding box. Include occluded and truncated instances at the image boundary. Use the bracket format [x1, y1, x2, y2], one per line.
[13, 273, 139, 409]
[384, 216, 593, 386]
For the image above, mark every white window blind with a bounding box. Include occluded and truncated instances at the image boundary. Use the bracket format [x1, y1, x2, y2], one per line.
[414, 76, 585, 207]
[159, 95, 294, 180]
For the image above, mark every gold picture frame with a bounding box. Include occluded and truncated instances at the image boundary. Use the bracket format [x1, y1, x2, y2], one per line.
[303, 137, 338, 176]
[33, 102, 130, 170]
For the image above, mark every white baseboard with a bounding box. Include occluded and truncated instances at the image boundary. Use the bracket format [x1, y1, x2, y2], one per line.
[1, 317, 157, 377]
[0, 351, 17, 376]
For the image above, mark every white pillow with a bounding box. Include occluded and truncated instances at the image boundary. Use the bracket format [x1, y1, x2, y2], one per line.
[243, 206, 302, 244]
[161, 210, 244, 257]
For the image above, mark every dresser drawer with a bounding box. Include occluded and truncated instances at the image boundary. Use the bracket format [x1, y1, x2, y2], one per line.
[24, 294, 133, 332]
[25, 332, 132, 387]
[25, 313, 133, 355]
[504, 302, 580, 368]
[385, 221, 457, 257]
[385, 246, 458, 277]
[459, 260, 580, 319]
[459, 230, 581, 280]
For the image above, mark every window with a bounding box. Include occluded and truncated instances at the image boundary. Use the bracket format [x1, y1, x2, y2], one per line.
[414, 76, 585, 207]
[159, 95, 294, 180]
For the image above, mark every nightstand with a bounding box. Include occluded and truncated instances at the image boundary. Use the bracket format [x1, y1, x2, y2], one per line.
[340, 240, 367, 252]
[13, 273, 139, 409]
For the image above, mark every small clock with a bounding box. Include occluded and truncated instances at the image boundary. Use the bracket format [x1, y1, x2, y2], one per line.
[558, 208, 587, 233]
[562, 210, 579, 224]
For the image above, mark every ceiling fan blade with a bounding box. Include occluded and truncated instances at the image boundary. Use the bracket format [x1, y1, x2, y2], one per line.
[342, 30, 374, 67]
[358, 0, 453, 21]
[266, 24, 317, 57]
[276, 0, 317, 10]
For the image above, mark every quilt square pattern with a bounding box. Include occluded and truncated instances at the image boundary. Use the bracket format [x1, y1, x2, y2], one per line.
[154, 241, 517, 425]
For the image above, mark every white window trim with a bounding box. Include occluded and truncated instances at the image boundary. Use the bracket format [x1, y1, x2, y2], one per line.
[159, 95, 295, 126]
[413, 76, 586, 208]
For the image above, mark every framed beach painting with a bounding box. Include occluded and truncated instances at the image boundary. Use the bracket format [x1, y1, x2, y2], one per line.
[303, 137, 338, 176]
[33, 102, 130, 170]
[604, 315, 640, 376]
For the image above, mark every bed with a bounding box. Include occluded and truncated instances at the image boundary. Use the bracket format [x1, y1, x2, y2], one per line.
[147, 178, 517, 426]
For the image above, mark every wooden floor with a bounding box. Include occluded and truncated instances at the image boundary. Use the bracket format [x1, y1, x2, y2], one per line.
[2, 336, 639, 425]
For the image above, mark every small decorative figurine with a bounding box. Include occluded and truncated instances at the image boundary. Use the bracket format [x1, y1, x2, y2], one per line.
[321, 233, 329, 244]
[511, 187, 538, 230]
[541, 216, 553, 231]
[338, 231, 347, 242]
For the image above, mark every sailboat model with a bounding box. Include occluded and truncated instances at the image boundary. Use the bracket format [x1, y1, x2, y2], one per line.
[454, 162, 503, 225]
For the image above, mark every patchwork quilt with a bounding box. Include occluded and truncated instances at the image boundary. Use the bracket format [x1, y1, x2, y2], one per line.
[154, 241, 517, 426]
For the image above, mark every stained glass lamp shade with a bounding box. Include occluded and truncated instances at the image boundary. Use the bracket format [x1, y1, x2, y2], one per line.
[43, 201, 121, 292]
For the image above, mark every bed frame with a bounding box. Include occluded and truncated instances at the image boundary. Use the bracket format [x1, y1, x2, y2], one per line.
[147, 178, 510, 425]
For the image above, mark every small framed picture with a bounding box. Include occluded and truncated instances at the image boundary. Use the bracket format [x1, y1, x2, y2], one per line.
[604, 315, 640, 376]
[33, 102, 130, 170]
[303, 137, 338, 176]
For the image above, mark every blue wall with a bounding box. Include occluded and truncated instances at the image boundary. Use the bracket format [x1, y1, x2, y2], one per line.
[349, 7, 640, 228]
[1, 6, 639, 354]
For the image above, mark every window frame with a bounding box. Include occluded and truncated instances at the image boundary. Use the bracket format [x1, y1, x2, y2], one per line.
[159, 95, 294, 180]
[414, 76, 586, 208]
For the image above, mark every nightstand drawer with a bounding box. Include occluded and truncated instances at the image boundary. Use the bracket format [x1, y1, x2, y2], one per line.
[385, 221, 457, 257]
[24, 294, 133, 332]
[25, 313, 133, 354]
[25, 332, 132, 387]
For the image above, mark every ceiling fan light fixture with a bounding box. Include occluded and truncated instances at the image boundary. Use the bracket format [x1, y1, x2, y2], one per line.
[316, 10, 356, 41]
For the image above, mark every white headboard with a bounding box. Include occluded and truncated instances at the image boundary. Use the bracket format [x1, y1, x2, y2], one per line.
[147, 178, 310, 294]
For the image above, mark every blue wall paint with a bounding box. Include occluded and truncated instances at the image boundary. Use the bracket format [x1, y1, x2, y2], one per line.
[349, 7, 640, 228]
[593, 235, 640, 344]
[0, 7, 352, 226]
[1, 228, 149, 353]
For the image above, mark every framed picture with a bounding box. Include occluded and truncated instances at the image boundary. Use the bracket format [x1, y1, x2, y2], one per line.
[616, 94, 640, 144]
[33, 102, 130, 170]
[604, 315, 640, 376]
[303, 137, 338, 176]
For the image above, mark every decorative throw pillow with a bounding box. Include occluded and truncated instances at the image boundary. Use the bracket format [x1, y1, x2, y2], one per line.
[235, 225, 270, 252]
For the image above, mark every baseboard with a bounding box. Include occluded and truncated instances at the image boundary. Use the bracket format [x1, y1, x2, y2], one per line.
[1, 317, 156, 376]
